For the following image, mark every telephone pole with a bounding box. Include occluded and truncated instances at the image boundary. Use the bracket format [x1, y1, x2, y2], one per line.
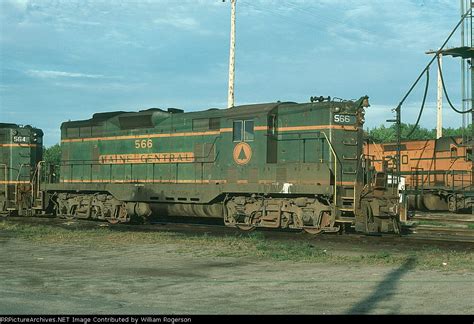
[425, 50, 444, 139]
[436, 53, 443, 139]
[227, 0, 236, 108]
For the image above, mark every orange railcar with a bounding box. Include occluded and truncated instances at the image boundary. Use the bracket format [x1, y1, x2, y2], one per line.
[365, 137, 473, 212]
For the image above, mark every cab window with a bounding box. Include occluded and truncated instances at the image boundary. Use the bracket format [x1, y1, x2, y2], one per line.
[233, 121, 243, 142]
[233, 120, 254, 142]
[244, 120, 254, 141]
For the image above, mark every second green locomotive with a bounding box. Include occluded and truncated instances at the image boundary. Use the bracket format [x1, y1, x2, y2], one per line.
[0, 123, 43, 216]
[38, 96, 400, 234]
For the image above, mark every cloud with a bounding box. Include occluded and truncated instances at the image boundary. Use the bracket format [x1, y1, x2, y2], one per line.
[26, 70, 105, 79]
[5, 0, 29, 12]
[51, 81, 146, 91]
[56, 17, 101, 27]
[154, 15, 200, 31]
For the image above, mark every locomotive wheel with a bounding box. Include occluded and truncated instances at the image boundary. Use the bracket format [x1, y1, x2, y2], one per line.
[64, 214, 76, 221]
[236, 223, 256, 232]
[107, 218, 120, 225]
[303, 227, 323, 235]
[58, 212, 76, 221]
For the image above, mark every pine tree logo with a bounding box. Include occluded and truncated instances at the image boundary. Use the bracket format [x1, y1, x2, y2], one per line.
[233, 142, 252, 165]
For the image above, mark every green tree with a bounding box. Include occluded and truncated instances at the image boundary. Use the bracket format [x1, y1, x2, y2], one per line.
[42, 144, 61, 181]
[43, 144, 61, 166]
[367, 123, 472, 143]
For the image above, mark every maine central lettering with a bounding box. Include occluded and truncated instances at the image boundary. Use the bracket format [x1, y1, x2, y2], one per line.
[99, 152, 195, 164]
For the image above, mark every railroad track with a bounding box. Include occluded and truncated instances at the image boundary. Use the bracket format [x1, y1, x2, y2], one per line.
[410, 211, 474, 226]
[399, 211, 474, 243]
[2, 215, 474, 247]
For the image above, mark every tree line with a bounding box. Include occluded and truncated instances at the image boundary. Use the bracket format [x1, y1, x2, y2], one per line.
[366, 123, 473, 143]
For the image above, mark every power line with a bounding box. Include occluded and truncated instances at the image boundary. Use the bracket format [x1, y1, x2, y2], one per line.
[277, 0, 374, 36]
[437, 54, 473, 114]
[406, 68, 430, 138]
[239, 0, 376, 40]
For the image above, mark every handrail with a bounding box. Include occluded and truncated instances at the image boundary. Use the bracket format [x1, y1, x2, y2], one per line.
[16, 164, 31, 205]
[16, 164, 31, 182]
[62, 138, 221, 183]
[320, 131, 343, 204]
[405, 168, 472, 190]
[32, 161, 45, 201]
[0, 164, 7, 202]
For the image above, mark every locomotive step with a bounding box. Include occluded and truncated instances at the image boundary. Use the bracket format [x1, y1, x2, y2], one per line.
[339, 208, 355, 212]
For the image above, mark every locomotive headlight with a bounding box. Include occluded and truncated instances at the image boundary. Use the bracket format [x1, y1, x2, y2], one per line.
[334, 107, 341, 113]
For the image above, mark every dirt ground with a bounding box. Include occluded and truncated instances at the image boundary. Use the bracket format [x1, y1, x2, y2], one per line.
[0, 232, 473, 315]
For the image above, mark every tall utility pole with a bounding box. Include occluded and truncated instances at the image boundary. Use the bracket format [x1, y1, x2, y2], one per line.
[426, 50, 444, 139]
[461, 0, 467, 131]
[437, 53, 443, 139]
[227, 0, 236, 108]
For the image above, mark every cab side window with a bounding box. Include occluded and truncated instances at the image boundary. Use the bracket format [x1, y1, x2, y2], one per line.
[244, 120, 254, 141]
[233, 120, 254, 142]
[233, 121, 243, 142]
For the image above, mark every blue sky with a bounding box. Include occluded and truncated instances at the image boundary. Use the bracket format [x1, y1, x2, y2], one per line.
[0, 0, 470, 146]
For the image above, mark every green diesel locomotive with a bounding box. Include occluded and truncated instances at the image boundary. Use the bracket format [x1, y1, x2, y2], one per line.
[36, 96, 400, 234]
[0, 123, 43, 216]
